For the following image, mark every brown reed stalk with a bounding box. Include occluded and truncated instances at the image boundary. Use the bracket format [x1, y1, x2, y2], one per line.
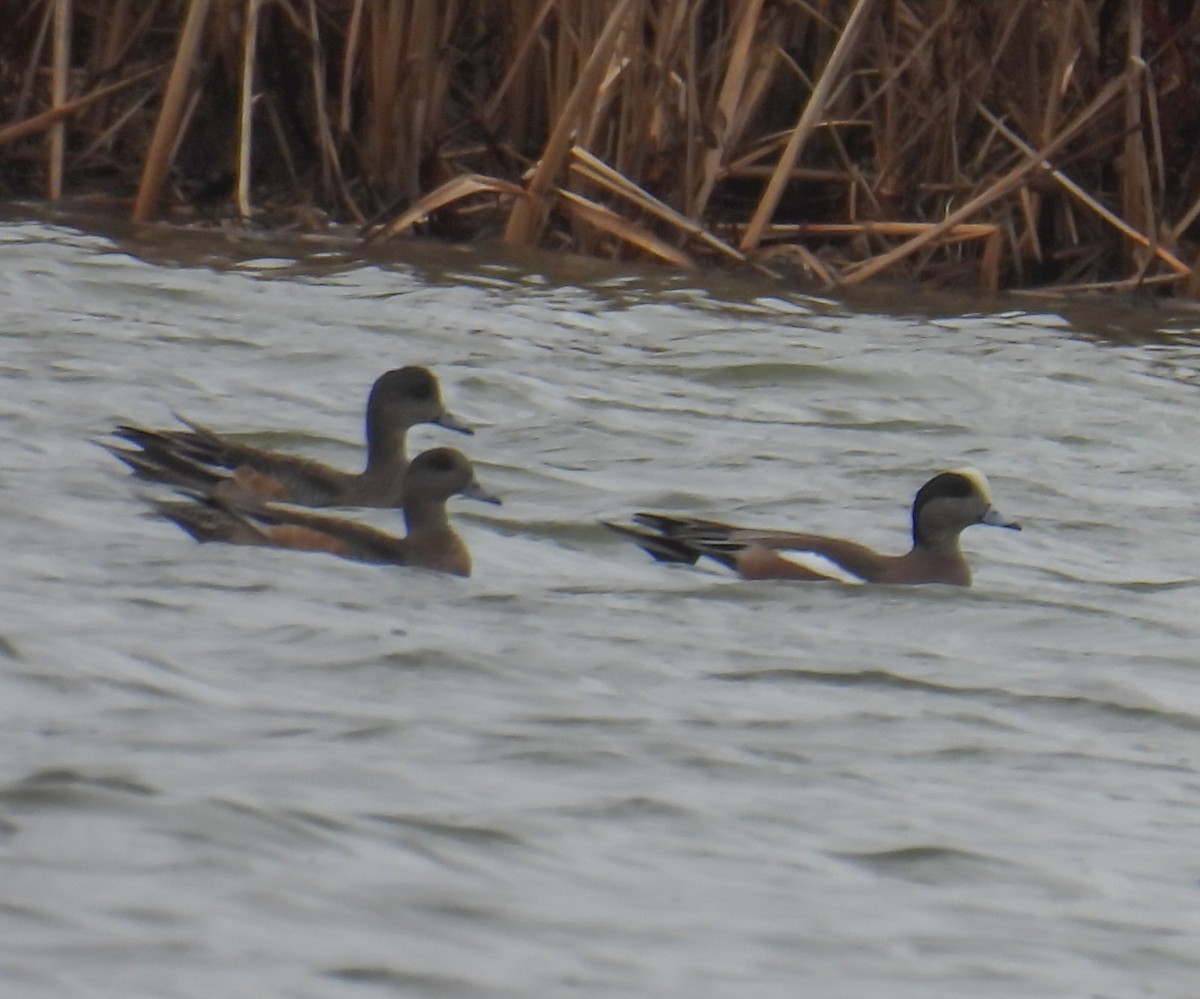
[873, 4, 997, 219]
[363, 2, 401, 192]
[339, 0, 366, 135]
[364, 174, 525, 242]
[235, 0, 261, 218]
[504, 0, 637, 245]
[14, 4, 52, 127]
[357, 0, 455, 202]
[842, 72, 1132, 287]
[48, 0, 71, 200]
[977, 103, 1190, 279]
[690, 0, 765, 219]
[741, 0, 880, 252]
[558, 188, 698, 267]
[0, 66, 157, 147]
[569, 146, 744, 262]
[1120, 0, 1154, 273]
[1170, 190, 1200, 246]
[398, 0, 436, 196]
[5, 0, 1199, 292]
[96, 0, 133, 72]
[483, 0, 554, 136]
[302, 0, 350, 214]
[132, 0, 212, 221]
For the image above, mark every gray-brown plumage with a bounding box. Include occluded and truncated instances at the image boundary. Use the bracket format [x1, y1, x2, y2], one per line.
[605, 468, 1020, 586]
[111, 366, 471, 507]
[153, 447, 499, 577]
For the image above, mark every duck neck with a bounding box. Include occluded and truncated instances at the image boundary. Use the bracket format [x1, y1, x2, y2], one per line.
[912, 528, 963, 559]
[364, 423, 407, 476]
[404, 496, 451, 537]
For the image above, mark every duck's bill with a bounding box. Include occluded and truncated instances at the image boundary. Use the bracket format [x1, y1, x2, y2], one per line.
[462, 480, 502, 505]
[981, 507, 1021, 530]
[437, 411, 474, 435]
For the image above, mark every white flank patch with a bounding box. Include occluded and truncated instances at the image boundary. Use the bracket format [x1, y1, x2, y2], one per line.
[787, 550, 866, 584]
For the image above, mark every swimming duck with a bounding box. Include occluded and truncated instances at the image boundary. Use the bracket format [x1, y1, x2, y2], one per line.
[151, 447, 499, 576]
[604, 468, 1020, 586]
[111, 366, 471, 507]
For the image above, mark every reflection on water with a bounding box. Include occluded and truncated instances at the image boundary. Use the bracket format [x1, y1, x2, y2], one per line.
[1, 203, 1199, 998]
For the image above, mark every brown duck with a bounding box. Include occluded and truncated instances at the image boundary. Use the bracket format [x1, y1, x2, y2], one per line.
[151, 447, 499, 577]
[110, 366, 471, 507]
[605, 468, 1020, 586]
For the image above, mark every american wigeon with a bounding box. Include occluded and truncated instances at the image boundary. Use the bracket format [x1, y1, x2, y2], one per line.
[604, 468, 1020, 586]
[111, 366, 471, 507]
[151, 447, 499, 576]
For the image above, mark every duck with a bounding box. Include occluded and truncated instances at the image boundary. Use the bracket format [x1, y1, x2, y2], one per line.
[109, 366, 472, 507]
[604, 468, 1020, 586]
[149, 447, 500, 577]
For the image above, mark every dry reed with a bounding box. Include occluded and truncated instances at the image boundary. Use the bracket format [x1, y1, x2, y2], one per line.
[3, 0, 1200, 294]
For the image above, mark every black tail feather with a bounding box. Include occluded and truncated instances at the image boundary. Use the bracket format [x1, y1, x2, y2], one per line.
[601, 520, 701, 565]
[100, 439, 224, 492]
[606, 514, 748, 570]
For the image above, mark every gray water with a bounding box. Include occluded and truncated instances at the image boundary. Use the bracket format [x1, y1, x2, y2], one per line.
[1, 207, 1199, 998]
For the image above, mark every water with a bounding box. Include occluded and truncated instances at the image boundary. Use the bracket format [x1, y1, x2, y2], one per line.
[1, 205, 1199, 998]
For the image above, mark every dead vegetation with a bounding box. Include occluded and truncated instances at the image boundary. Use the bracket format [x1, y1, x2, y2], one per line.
[4, 0, 1200, 293]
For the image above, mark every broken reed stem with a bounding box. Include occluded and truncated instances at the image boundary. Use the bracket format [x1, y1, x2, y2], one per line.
[570, 147, 744, 261]
[691, 0, 765, 219]
[558, 188, 698, 268]
[133, 0, 212, 222]
[10, 1, 1200, 293]
[741, 0, 880, 252]
[0, 65, 158, 148]
[764, 222, 997, 240]
[1014, 271, 1187, 297]
[364, 173, 525, 242]
[503, 0, 636, 245]
[976, 103, 1190, 277]
[841, 72, 1133, 287]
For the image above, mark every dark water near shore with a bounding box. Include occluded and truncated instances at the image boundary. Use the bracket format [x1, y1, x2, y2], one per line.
[1, 207, 1199, 998]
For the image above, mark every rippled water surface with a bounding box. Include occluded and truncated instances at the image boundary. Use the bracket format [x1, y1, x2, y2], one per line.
[2, 207, 1199, 998]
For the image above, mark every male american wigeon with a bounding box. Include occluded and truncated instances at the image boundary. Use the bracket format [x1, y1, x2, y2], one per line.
[111, 366, 471, 507]
[605, 468, 1020, 586]
[151, 447, 499, 576]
